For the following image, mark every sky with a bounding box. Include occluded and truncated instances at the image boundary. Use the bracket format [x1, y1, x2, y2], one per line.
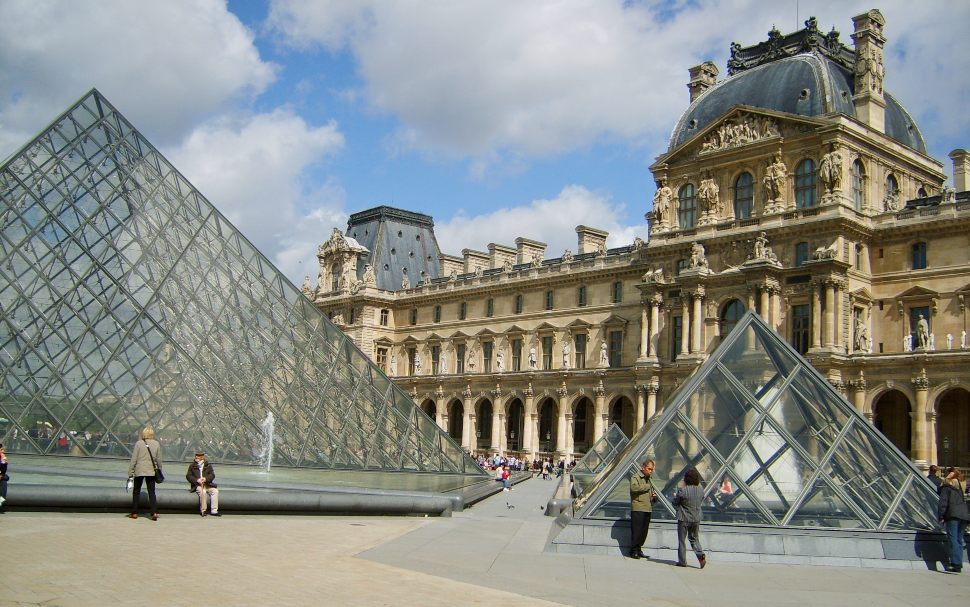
[2, 0, 969, 285]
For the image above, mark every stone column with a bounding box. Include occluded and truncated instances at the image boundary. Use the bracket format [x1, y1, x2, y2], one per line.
[649, 301, 660, 358]
[639, 301, 650, 360]
[565, 412, 575, 459]
[759, 285, 770, 321]
[771, 289, 781, 330]
[811, 282, 822, 349]
[646, 384, 659, 420]
[461, 390, 473, 451]
[593, 385, 607, 441]
[927, 411, 938, 466]
[490, 408, 502, 454]
[824, 281, 837, 348]
[691, 290, 704, 354]
[681, 298, 690, 355]
[911, 372, 930, 467]
[523, 388, 536, 457]
[635, 385, 646, 430]
[850, 376, 867, 416]
[555, 400, 567, 456]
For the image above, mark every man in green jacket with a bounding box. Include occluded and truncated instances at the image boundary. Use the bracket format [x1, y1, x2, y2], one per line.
[629, 459, 657, 559]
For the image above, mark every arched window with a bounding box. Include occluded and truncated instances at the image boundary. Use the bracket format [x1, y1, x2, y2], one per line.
[330, 264, 340, 292]
[851, 159, 866, 210]
[795, 242, 810, 267]
[733, 172, 754, 219]
[795, 159, 817, 209]
[886, 174, 900, 208]
[917, 186, 928, 198]
[720, 299, 746, 337]
[678, 184, 697, 228]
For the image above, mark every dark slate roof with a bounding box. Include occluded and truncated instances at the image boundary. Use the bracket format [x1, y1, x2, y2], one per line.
[346, 206, 442, 291]
[669, 22, 926, 154]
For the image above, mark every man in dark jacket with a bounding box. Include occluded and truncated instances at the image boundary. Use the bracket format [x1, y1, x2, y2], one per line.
[628, 459, 657, 559]
[928, 465, 943, 491]
[938, 476, 969, 573]
[185, 451, 220, 517]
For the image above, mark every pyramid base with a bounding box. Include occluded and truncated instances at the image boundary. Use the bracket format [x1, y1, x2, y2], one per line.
[547, 517, 962, 569]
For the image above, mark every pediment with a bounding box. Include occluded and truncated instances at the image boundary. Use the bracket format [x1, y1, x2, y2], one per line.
[567, 318, 592, 329]
[600, 313, 629, 327]
[448, 330, 470, 340]
[897, 286, 938, 299]
[504, 324, 528, 335]
[850, 287, 873, 302]
[425, 332, 444, 342]
[534, 322, 558, 332]
[655, 105, 826, 167]
[373, 336, 394, 346]
[475, 328, 497, 337]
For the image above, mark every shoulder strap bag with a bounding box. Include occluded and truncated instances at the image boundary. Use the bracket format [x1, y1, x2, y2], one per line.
[145, 440, 165, 483]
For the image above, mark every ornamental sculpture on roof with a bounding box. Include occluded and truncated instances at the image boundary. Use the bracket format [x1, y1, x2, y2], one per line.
[700, 113, 780, 153]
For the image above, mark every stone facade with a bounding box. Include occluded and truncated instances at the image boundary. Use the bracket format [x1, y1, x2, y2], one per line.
[311, 11, 970, 469]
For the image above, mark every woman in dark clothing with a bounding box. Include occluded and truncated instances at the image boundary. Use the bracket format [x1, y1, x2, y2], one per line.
[673, 467, 707, 569]
[128, 426, 162, 521]
[938, 474, 970, 573]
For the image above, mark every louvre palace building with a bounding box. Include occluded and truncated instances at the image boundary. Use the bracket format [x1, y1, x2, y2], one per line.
[311, 10, 970, 471]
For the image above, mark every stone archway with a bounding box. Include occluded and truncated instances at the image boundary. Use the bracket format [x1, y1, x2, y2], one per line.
[447, 399, 463, 443]
[872, 390, 912, 456]
[572, 397, 594, 453]
[506, 398, 525, 453]
[420, 398, 436, 422]
[537, 397, 558, 455]
[476, 399, 493, 453]
[609, 395, 635, 438]
[936, 387, 970, 468]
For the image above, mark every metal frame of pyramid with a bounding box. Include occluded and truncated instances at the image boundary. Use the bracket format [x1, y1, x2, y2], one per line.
[571, 423, 627, 497]
[574, 311, 939, 532]
[0, 89, 484, 479]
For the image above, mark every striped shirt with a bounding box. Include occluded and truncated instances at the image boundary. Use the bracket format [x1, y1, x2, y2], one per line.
[674, 485, 704, 523]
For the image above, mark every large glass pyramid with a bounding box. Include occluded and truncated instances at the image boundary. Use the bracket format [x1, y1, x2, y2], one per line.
[571, 423, 627, 497]
[0, 89, 483, 477]
[575, 312, 939, 531]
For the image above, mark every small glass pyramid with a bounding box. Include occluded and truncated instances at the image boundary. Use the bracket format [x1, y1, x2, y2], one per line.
[571, 423, 627, 496]
[574, 312, 939, 531]
[0, 89, 483, 477]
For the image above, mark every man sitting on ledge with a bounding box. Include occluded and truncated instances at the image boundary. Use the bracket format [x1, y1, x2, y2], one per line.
[186, 451, 221, 517]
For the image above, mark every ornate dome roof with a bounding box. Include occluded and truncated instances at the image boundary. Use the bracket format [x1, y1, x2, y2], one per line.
[669, 21, 926, 154]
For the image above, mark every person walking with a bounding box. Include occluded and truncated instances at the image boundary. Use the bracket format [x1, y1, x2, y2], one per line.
[673, 467, 707, 569]
[628, 459, 657, 559]
[0, 444, 9, 508]
[185, 451, 221, 517]
[939, 472, 969, 573]
[128, 426, 162, 521]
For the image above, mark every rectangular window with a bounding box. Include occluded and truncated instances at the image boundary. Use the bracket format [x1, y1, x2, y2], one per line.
[456, 343, 466, 374]
[545, 290, 554, 310]
[459, 302, 467, 320]
[577, 286, 587, 307]
[612, 281, 623, 304]
[795, 242, 809, 267]
[514, 294, 523, 314]
[348, 307, 355, 324]
[608, 330, 623, 367]
[376, 347, 388, 373]
[511, 338, 522, 371]
[409, 308, 417, 325]
[482, 341, 493, 373]
[407, 347, 416, 375]
[911, 242, 927, 270]
[486, 298, 494, 317]
[379, 309, 389, 326]
[574, 333, 587, 369]
[431, 344, 440, 375]
[676, 259, 688, 275]
[433, 305, 441, 323]
[791, 304, 810, 355]
[542, 336, 553, 370]
[672, 316, 683, 359]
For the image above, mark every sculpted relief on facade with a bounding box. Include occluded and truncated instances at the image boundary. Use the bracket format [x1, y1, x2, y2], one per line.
[700, 113, 780, 153]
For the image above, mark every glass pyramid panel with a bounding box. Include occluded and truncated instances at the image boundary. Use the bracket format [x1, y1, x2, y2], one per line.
[0, 89, 484, 479]
[576, 311, 939, 531]
[571, 423, 628, 496]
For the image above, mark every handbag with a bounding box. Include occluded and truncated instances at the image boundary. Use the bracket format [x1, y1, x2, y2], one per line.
[145, 440, 164, 483]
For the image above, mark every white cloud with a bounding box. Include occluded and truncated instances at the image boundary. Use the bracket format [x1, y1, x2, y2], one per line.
[433, 185, 646, 259]
[165, 109, 346, 282]
[267, 0, 970, 176]
[0, 0, 276, 157]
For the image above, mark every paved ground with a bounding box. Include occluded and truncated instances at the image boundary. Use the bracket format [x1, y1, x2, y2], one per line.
[1, 476, 968, 606]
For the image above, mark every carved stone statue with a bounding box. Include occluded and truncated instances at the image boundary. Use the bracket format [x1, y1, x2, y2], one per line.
[854, 319, 870, 353]
[413, 351, 422, 375]
[698, 175, 721, 216]
[947, 333, 954, 350]
[763, 154, 788, 206]
[688, 242, 709, 269]
[390, 355, 398, 376]
[916, 314, 929, 349]
[495, 350, 505, 373]
[449, 269, 458, 281]
[362, 264, 376, 286]
[652, 178, 672, 227]
[531, 254, 542, 269]
[753, 232, 768, 259]
[904, 334, 912, 352]
[561, 340, 571, 369]
[962, 330, 967, 349]
[528, 346, 538, 370]
[632, 236, 646, 250]
[929, 333, 936, 351]
[819, 145, 843, 194]
[301, 275, 313, 298]
[439, 349, 448, 374]
[401, 273, 410, 289]
[599, 342, 609, 368]
[883, 191, 900, 212]
[562, 249, 573, 263]
[503, 259, 513, 273]
[474, 265, 484, 277]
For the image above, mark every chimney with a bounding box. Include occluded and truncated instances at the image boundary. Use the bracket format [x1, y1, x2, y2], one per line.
[514, 237, 547, 265]
[950, 149, 970, 192]
[487, 243, 516, 269]
[851, 9, 887, 133]
[688, 61, 719, 102]
[575, 225, 608, 255]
